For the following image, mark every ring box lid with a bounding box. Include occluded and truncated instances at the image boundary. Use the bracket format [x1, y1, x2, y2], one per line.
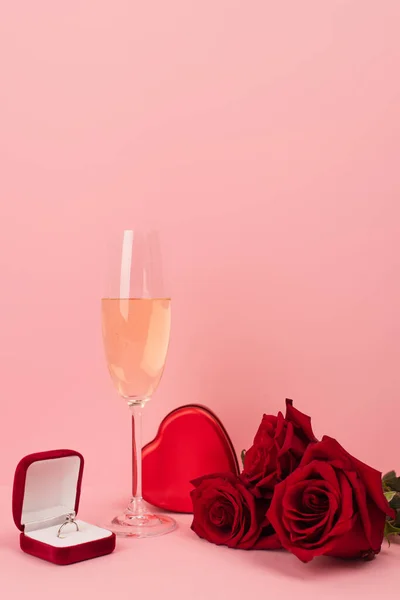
[13, 449, 84, 532]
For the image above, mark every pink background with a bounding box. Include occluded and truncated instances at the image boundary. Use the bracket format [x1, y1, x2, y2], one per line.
[1, 0, 400, 499]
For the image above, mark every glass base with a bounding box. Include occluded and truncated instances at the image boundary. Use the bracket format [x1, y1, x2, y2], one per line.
[109, 504, 177, 538]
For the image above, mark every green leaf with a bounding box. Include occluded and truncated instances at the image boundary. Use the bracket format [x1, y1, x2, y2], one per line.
[395, 512, 400, 527]
[241, 449, 246, 468]
[383, 471, 397, 482]
[384, 520, 400, 543]
[384, 491, 397, 503]
[389, 495, 400, 510]
[384, 476, 400, 493]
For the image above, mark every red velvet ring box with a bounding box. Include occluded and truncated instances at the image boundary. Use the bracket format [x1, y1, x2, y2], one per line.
[12, 449, 116, 565]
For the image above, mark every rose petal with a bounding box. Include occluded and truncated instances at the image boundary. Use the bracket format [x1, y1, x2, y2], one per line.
[348, 449, 395, 520]
[253, 531, 282, 550]
[267, 479, 294, 552]
[285, 398, 317, 443]
[253, 415, 278, 446]
[278, 421, 295, 457]
[324, 515, 374, 559]
[191, 471, 238, 489]
[237, 483, 263, 546]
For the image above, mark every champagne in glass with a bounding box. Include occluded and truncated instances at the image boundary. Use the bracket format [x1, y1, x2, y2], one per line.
[101, 230, 176, 537]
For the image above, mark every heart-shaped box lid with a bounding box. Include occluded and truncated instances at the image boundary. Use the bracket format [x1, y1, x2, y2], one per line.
[142, 404, 239, 513]
[13, 449, 84, 532]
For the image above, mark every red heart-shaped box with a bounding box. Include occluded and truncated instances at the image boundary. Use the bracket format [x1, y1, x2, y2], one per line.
[142, 405, 239, 513]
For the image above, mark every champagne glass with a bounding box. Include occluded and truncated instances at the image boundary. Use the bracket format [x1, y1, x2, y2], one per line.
[101, 229, 176, 537]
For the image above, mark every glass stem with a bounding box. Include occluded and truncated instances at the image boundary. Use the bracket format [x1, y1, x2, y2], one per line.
[129, 403, 146, 514]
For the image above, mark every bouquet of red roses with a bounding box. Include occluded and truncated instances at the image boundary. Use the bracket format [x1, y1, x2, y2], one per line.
[190, 399, 396, 562]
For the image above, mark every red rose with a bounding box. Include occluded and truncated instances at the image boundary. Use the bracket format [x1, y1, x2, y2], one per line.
[267, 436, 395, 562]
[242, 399, 317, 498]
[190, 473, 281, 550]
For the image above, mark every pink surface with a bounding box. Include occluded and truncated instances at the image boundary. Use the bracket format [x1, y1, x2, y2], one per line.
[1, 484, 400, 598]
[1, 0, 400, 538]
